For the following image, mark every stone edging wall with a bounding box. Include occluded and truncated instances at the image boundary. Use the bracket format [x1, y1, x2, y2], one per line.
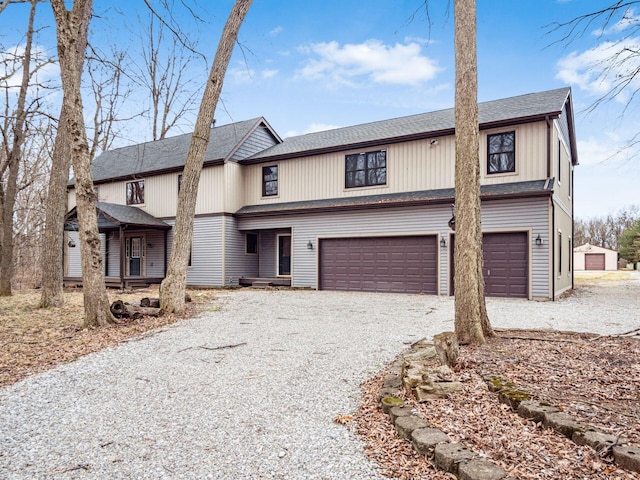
[377, 344, 640, 479]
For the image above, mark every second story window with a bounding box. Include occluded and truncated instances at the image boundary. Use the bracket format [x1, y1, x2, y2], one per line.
[126, 180, 144, 205]
[487, 131, 515, 174]
[262, 165, 278, 197]
[345, 149, 387, 188]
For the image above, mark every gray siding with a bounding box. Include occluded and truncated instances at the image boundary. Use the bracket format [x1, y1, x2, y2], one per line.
[166, 217, 224, 286]
[224, 216, 259, 285]
[231, 127, 279, 161]
[67, 232, 81, 276]
[66, 232, 106, 277]
[237, 197, 551, 298]
[258, 230, 277, 277]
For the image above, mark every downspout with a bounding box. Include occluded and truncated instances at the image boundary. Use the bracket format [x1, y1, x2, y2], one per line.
[546, 114, 555, 300]
[551, 201, 555, 301]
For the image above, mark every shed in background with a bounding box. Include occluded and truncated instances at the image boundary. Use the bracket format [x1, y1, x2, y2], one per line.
[573, 243, 618, 271]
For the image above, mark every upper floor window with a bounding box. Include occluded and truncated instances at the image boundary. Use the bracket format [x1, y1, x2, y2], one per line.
[262, 165, 278, 197]
[126, 180, 144, 205]
[487, 131, 515, 174]
[557, 140, 562, 183]
[345, 149, 387, 188]
[178, 174, 183, 192]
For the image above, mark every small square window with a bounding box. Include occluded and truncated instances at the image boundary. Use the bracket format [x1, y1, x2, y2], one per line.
[246, 233, 258, 254]
[487, 131, 515, 174]
[126, 180, 144, 205]
[262, 166, 278, 197]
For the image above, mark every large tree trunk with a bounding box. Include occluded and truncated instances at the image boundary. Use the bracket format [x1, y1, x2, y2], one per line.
[50, 0, 116, 327]
[160, 0, 253, 314]
[39, 107, 71, 308]
[0, 0, 38, 296]
[453, 0, 492, 344]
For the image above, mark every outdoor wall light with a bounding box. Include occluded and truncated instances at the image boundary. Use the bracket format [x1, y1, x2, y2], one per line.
[429, 139, 439, 147]
[307, 240, 314, 250]
[535, 234, 543, 246]
[147, 243, 153, 249]
[440, 237, 447, 248]
[68, 239, 76, 248]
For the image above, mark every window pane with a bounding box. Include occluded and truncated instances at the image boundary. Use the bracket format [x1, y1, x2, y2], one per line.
[487, 132, 515, 174]
[127, 180, 144, 204]
[346, 154, 359, 172]
[354, 170, 365, 187]
[262, 166, 278, 196]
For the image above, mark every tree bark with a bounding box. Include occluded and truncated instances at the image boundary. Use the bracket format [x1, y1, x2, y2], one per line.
[160, 0, 253, 314]
[0, 0, 38, 296]
[39, 106, 71, 308]
[50, 0, 116, 327]
[453, 0, 492, 344]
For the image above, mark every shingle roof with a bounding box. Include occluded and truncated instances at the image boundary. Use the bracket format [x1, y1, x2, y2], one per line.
[83, 117, 267, 184]
[235, 179, 554, 217]
[65, 202, 171, 231]
[245, 88, 571, 161]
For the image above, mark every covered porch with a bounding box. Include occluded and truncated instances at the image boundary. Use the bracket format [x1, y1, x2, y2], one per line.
[237, 227, 293, 288]
[64, 202, 172, 289]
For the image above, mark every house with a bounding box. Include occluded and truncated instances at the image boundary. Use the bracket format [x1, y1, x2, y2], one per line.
[65, 87, 578, 300]
[573, 243, 618, 271]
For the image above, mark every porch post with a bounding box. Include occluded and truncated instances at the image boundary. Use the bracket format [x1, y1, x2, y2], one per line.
[164, 229, 168, 278]
[119, 226, 125, 290]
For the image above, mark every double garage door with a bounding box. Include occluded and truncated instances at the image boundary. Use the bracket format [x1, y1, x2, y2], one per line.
[319, 236, 438, 294]
[319, 232, 528, 298]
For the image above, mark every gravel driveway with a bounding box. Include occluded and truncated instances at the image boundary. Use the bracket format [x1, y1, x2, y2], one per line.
[1, 275, 638, 479]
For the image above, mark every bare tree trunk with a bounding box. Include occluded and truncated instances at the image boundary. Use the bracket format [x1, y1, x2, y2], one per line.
[453, 0, 492, 344]
[39, 107, 71, 308]
[0, 0, 38, 296]
[160, 0, 253, 314]
[50, 0, 115, 327]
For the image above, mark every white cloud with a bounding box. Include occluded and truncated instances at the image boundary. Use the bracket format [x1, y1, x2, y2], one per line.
[262, 69, 278, 79]
[228, 66, 255, 84]
[592, 8, 640, 35]
[0, 43, 59, 92]
[556, 37, 640, 101]
[296, 39, 442, 87]
[283, 122, 341, 138]
[269, 26, 283, 36]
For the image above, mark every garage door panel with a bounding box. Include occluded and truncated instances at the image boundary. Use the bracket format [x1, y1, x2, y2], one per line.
[320, 236, 437, 294]
[585, 253, 605, 270]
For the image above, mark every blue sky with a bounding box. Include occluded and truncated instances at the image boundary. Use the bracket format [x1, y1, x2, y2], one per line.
[2, 0, 640, 219]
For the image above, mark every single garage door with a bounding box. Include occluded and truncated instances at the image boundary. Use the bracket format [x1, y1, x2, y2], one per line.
[450, 232, 528, 298]
[319, 236, 437, 294]
[585, 253, 606, 270]
[483, 232, 528, 298]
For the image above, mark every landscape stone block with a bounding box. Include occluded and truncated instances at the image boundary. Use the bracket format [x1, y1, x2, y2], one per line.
[613, 444, 640, 473]
[517, 401, 560, 423]
[383, 373, 402, 389]
[572, 429, 624, 452]
[498, 388, 531, 410]
[543, 412, 585, 438]
[389, 405, 414, 423]
[394, 415, 429, 440]
[458, 459, 508, 480]
[381, 396, 404, 414]
[411, 427, 450, 456]
[434, 443, 474, 474]
[377, 387, 402, 402]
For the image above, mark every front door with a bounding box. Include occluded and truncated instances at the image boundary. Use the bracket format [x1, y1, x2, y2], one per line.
[277, 235, 291, 276]
[127, 236, 144, 276]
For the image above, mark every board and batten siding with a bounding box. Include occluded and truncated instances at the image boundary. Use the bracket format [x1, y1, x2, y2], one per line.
[223, 216, 259, 285]
[242, 121, 550, 206]
[166, 216, 224, 286]
[237, 197, 551, 299]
